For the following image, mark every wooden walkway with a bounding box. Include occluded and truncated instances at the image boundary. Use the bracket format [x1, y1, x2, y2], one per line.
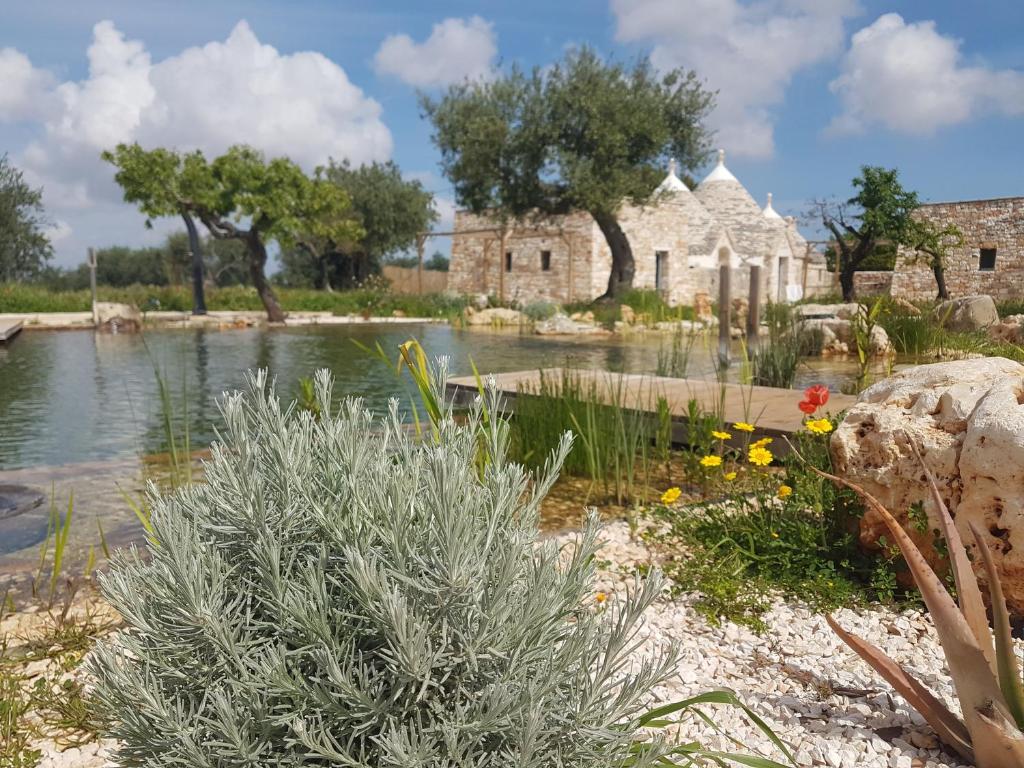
[446, 369, 854, 448]
[0, 320, 22, 344]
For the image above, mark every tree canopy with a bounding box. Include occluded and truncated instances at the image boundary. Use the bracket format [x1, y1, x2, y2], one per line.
[286, 160, 437, 290]
[816, 166, 959, 300]
[0, 154, 53, 283]
[103, 144, 361, 320]
[422, 46, 715, 298]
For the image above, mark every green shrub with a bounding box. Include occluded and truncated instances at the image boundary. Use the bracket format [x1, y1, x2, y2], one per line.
[520, 299, 559, 321]
[88, 370, 683, 767]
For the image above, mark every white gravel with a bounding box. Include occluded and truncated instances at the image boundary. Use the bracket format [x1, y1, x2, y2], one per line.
[561, 520, 976, 768]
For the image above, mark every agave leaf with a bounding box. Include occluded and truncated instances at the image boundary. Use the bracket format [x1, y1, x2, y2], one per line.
[803, 462, 1010, 747]
[826, 615, 974, 762]
[967, 707, 1024, 768]
[912, 443, 996, 674]
[968, 520, 1024, 729]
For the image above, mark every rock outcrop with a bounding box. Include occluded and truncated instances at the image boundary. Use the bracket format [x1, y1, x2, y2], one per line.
[533, 314, 607, 336]
[989, 314, 1024, 345]
[462, 306, 526, 326]
[935, 294, 999, 331]
[831, 357, 1024, 615]
[798, 317, 892, 357]
[96, 302, 142, 332]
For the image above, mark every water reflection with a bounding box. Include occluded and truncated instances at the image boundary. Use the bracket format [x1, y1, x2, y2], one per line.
[0, 324, 879, 472]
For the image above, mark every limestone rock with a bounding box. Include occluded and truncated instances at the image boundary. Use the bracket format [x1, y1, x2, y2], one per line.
[935, 294, 998, 331]
[534, 313, 607, 336]
[95, 302, 141, 332]
[620, 304, 636, 324]
[890, 296, 921, 316]
[569, 310, 595, 323]
[797, 303, 860, 320]
[831, 357, 1024, 615]
[989, 314, 1024, 344]
[798, 317, 891, 357]
[462, 307, 525, 326]
[693, 291, 713, 322]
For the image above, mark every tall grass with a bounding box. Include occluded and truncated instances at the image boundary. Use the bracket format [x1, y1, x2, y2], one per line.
[510, 370, 662, 504]
[750, 302, 803, 389]
[655, 325, 699, 378]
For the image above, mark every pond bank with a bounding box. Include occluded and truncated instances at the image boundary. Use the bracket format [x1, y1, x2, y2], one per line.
[0, 310, 444, 331]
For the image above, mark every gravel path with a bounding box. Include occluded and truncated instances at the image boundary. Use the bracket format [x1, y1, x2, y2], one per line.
[564, 520, 975, 768]
[17, 521, 984, 768]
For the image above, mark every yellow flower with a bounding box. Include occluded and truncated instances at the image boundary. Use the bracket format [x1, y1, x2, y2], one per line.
[724, 471, 737, 481]
[751, 436, 773, 448]
[711, 430, 732, 440]
[771, 531, 779, 539]
[748, 445, 773, 467]
[806, 418, 833, 435]
[777, 484, 793, 499]
[661, 487, 682, 505]
[733, 422, 755, 432]
[595, 591, 607, 604]
[699, 455, 723, 468]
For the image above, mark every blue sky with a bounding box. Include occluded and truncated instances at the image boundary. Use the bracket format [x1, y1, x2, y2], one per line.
[2, 0, 1022, 267]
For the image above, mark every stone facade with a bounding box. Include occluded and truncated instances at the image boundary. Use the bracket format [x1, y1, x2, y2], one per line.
[852, 271, 894, 296]
[890, 197, 1024, 300]
[449, 152, 818, 307]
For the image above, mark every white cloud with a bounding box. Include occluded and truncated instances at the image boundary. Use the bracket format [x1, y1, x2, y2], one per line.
[828, 13, 1024, 136]
[43, 220, 72, 244]
[0, 48, 55, 121]
[0, 20, 393, 264]
[610, 0, 860, 158]
[433, 195, 456, 232]
[374, 16, 496, 87]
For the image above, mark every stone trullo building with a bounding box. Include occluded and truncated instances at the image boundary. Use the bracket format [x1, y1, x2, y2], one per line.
[448, 150, 828, 306]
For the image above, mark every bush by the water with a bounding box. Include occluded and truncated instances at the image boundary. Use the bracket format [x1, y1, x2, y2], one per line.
[88, 370, 680, 767]
[0, 283, 467, 318]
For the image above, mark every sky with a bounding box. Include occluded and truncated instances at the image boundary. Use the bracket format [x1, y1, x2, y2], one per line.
[1, 0, 1022, 268]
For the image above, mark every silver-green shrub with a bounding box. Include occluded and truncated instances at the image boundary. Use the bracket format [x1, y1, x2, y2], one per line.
[89, 368, 679, 767]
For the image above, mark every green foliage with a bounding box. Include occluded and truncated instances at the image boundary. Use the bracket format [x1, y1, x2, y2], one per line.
[0, 155, 52, 284]
[520, 300, 559, 321]
[0, 671, 40, 768]
[279, 160, 438, 290]
[0, 283, 468, 319]
[88, 369, 697, 768]
[750, 304, 804, 389]
[423, 47, 714, 296]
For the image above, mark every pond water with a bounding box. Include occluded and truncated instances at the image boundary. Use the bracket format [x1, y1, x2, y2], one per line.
[0, 323, 873, 471]
[0, 323, 878, 578]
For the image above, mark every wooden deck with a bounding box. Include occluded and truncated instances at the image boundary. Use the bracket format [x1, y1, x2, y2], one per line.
[446, 369, 854, 448]
[0, 320, 22, 344]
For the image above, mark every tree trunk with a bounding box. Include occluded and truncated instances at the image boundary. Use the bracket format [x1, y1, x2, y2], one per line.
[932, 258, 949, 300]
[839, 264, 856, 302]
[315, 254, 333, 292]
[592, 210, 635, 299]
[246, 232, 286, 322]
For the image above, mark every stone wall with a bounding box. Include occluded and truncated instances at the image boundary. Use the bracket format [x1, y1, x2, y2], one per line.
[381, 265, 448, 295]
[853, 271, 894, 297]
[448, 210, 597, 303]
[891, 197, 1024, 300]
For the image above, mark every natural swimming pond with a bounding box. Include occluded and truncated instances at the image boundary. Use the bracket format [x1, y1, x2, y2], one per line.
[0, 322, 879, 572]
[0, 323, 873, 471]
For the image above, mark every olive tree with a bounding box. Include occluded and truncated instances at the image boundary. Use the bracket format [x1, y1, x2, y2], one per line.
[103, 144, 361, 320]
[422, 47, 714, 299]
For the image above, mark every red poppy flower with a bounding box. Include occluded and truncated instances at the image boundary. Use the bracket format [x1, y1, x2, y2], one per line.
[804, 384, 829, 408]
[798, 400, 817, 415]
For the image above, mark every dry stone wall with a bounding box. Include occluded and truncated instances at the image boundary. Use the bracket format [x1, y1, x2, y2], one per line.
[891, 197, 1024, 301]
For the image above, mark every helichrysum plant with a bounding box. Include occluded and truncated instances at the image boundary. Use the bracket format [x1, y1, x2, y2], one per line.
[87, 366, 791, 767]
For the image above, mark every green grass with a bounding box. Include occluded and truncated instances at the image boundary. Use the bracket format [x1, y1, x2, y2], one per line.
[0, 283, 468, 319]
[565, 288, 696, 328]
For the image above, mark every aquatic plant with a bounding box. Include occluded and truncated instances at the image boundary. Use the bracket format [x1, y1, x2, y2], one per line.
[814, 451, 1024, 767]
[88, 367, 791, 767]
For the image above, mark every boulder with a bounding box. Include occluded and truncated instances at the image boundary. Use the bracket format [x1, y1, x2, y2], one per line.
[989, 314, 1024, 345]
[890, 296, 921, 316]
[797, 317, 892, 357]
[693, 292, 714, 322]
[831, 357, 1024, 616]
[731, 298, 748, 329]
[619, 304, 636, 325]
[797, 303, 860, 320]
[534, 313, 607, 336]
[96, 302, 142, 332]
[463, 307, 525, 326]
[569, 310, 595, 323]
[935, 294, 999, 331]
